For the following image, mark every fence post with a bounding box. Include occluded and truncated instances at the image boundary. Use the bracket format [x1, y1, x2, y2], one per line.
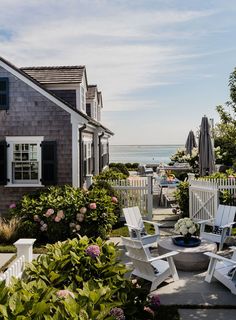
[147, 175, 153, 220]
[14, 239, 36, 263]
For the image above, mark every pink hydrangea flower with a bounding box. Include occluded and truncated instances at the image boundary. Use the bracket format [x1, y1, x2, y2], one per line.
[56, 289, 75, 299]
[44, 208, 54, 217]
[80, 207, 87, 214]
[54, 216, 61, 222]
[109, 307, 125, 320]
[76, 213, 84, 222]
[75, 224, 81, 231]
[57, 210, 65, 219]
[9, 203, 16, 209]
[144, 306, 154, 317]
[89, 202, 96, 210]
[40, 223, 47, 232]
[69, 222, 76, 228]
[111, 196, 118, 203]
[85, 245, 100, 258]
[149, 294, 160, 309]
[33, 215, 40, 222]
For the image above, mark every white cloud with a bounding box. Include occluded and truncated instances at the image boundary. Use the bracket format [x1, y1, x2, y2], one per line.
[0, 0, 225, 117]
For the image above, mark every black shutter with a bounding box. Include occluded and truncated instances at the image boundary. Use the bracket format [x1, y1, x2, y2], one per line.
[41, 141, 57, 185]
[0, 78, 9, 110]
[0, 141, 7, 185]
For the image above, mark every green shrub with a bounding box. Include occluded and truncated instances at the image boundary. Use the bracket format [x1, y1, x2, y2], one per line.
[0, 237, 160, 319]
[95, 168, 127, 180]
[174, 182, 190, 217]
[109, 163, 129, 177]
[10, 185, 119, 244]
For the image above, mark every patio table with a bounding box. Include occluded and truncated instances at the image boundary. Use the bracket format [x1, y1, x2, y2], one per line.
[158, 237, 217, 271]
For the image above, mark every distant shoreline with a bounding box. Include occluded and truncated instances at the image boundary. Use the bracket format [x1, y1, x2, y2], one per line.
[109, 145, 183, 164]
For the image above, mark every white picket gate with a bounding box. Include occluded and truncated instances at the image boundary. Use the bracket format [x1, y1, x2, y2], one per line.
[189, 178, 236, 220]
[108, 176, 153, 219]
[189, 180, 219, 221]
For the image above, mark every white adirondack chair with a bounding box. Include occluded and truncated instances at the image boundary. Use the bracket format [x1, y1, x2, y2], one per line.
[123, 206, 161, 246]
[121, 236, 179, 291]
[198, 204, 236, 250]
[204, 246, 236, 295]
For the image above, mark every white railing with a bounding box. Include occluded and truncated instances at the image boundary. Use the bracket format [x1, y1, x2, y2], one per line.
[0, 238, 36, 286]
[108, 176, 153, 219]
[0, 255, 25, 286]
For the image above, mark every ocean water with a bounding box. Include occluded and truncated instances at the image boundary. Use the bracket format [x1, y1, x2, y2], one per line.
[109, 145, 183, 165]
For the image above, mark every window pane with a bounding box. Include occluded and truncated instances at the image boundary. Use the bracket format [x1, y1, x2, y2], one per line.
[22, 153, 29, 161]
[0, 80, 6, 91]
[0, 94, 6, 105]
[14, 144, 21, 151]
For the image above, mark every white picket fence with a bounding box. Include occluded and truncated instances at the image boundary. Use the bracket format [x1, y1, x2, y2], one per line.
[189, 178, 236, 220]
[0, 238, 36, 286]
[0, 255, 25, 286]
[108, 176, 153, 219]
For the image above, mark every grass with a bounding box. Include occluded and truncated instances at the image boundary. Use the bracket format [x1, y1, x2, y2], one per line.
[110, 221, 155, 237]
[0, 244, 47, 254]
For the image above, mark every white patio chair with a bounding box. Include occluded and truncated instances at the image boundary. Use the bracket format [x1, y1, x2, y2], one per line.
[123, 206, 161, 246]
[204, 246, 236, 295]
[198, 204, 236, 250]
[121, 236, 179, 291]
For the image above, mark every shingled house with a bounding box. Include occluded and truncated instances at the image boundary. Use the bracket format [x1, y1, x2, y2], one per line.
[0, 56, 113, 215]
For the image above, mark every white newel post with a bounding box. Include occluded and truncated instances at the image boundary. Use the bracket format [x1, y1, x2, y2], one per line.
[14, 238, 36, 263]
[147, 175, 153, 220]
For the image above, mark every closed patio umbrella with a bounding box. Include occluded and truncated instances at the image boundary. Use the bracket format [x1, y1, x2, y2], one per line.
[198, 116, 215, 176]
[185, 130, 197, 156]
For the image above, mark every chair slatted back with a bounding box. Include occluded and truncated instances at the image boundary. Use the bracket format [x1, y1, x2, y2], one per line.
[121, 237, 152, 261]
[215, 205, 236, 226]
[123, 206, 144, 230]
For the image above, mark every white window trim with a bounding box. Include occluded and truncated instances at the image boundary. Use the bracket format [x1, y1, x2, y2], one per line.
[6, 136, 44, 187]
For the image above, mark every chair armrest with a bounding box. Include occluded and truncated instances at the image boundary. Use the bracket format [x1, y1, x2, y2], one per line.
[220, 222, 235, 229]
[148, 251, 179, 262]
[124, 223, 142, 231]
[142, 220, 162, 227]
[204, 252, 236, 265]
[197, 219, 214, 225]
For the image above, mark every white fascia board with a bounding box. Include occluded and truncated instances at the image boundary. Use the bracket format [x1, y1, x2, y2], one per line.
[0, 60, 84, 122]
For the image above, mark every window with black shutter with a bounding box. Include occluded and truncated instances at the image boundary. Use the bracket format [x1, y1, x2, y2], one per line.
[0, 141, 7, 185]
[41, 141, 57, 185]
[0, 78, 9, 110]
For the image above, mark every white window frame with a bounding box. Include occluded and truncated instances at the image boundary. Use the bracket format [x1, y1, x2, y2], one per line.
[6, 136, 44, 187]
[80, 86, 85, 111]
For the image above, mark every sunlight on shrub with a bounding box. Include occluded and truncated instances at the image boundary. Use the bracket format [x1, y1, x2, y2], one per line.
[0, 217, 20, 243]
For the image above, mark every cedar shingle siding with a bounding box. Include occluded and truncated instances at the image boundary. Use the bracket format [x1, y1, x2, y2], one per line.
[0, 66, 72, 215]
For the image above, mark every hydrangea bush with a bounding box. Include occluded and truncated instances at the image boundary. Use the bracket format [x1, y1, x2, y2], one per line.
[9, 185, 119, 243]
[0, 237, 160, 319]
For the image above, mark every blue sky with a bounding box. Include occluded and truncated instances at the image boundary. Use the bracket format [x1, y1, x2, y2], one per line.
[1, 0, 236, 145]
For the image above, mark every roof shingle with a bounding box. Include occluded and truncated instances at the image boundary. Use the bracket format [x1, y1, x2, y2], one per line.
[20, 66, 85, 85]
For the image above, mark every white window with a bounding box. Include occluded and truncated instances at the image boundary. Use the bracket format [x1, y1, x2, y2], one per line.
[80, 86, 85, 111]
[94, 102, 97, 120]
[102, 142, 107, 155]
[6, 136, 43, 186]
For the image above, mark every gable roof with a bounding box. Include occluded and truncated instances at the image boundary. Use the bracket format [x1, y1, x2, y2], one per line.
[21, 66, 87, 86]
[0, 56, 113, 135]
[86, 85, 98, 100]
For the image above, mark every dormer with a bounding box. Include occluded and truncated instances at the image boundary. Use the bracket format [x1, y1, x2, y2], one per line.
[97, 91, 103, 122]
[21, 66, 88, 113]
[86, 85, 100, 121]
